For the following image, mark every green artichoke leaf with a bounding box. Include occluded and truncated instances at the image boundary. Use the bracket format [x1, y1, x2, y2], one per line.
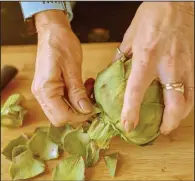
[104, 152, 119, 177]
[94, 61, 126, 123]
[93, 59, 164, 145]
[52, 154, 85, 181]
[116, 103, 164, 145]
[2, 135, 28, 161]
[1, 94, 22, 113]
[87, 116, 119, 149]
[48, 123, 73, 151]
[86, 140, 100, 167]
[28, 129, 59, 160]
[63, 128, 90, 156]
[1, 94, 27, 128]
[142, 80, 164, 104]
[35, 126, 49, 133]
[12, 145, 27, 158]
[10, 145, 45, 180]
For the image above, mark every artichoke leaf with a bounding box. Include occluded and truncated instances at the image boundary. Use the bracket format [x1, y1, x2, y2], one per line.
[115, 103, 163, 145]
[2, 135, 28, 161]
[10, 145, 45, 180]
[104, 153, 119, 177]
[48, 123, 73, 151]
[1, 94, 27, 128]
[12, 145, 27, 158]
[1, 94, 23, 114]
[34, 126, 49, 133]
[94, 60, 126, 123]
[63, 128, 90, 156]
[28, 129, 59, 160]
[86, 141, 100, 167]
[52, 155, 85, 181]
[87, 116, 119, 149]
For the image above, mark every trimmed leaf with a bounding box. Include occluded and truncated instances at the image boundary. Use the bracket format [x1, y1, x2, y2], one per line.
[63, 128, 90, 156]
[86, 141, 100, 167]
[1, 94, 27, 128]
[28, 129, 59, 160]
[104, 153, 119, 177]
[52, 155, 85, 181]
[2, 135, 28, 161]
[87, 116, 119, 149]
[10, 146, 45, 180]
[48, 123, 73, 146]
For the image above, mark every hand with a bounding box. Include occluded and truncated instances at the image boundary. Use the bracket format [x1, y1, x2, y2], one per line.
[115, 2, 194, 134]
[31, 10, 93, 127]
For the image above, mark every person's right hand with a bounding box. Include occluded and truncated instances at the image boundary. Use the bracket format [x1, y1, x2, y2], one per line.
[31, 10, 93, 127]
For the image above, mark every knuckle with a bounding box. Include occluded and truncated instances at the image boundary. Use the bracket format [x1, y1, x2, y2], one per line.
[130, 86, 141, 101]
[139, 59, 150, 69]
[69, 84, 87, 97]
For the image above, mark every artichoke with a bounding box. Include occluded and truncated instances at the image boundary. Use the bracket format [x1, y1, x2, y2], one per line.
[92, 59, 164, 145]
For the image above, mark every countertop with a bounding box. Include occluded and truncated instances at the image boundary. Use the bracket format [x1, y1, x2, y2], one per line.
[1, 43, 194, 180]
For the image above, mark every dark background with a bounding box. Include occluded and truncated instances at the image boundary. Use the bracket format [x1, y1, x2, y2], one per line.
[1, 1, 142, 45]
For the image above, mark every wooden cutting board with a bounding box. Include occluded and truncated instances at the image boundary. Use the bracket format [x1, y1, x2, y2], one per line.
[1, 43, 194, 180]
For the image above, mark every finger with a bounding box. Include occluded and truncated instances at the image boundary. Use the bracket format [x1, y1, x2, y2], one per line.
[121, 50, 156, 132]
[182, 70, 194, 119]
[159, 63, 186, 134]
[159, 37, 188, 134]
[113, 18, 137, 62]
[160, 87, 186, 135]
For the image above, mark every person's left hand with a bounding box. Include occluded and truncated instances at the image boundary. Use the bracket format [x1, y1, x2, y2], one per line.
[114, 2, 194, 135]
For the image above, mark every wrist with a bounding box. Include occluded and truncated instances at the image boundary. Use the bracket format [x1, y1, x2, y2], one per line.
[35, 10, 71, 32]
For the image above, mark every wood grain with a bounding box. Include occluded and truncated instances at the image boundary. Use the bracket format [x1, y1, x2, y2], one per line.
[1, 43, 194, 181]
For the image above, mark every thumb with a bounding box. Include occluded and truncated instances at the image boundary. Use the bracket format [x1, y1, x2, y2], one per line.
[62, 68, 93, 115]
[69, 80, 93, 114]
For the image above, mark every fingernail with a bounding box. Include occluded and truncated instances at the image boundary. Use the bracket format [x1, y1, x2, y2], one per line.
[78, 98, 92, 114]
[124, 120, 134, 132]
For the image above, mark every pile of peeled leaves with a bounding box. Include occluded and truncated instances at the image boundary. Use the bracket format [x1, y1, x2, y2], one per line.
[1, 58, 165, 180]
[2, 123, 118, 180]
